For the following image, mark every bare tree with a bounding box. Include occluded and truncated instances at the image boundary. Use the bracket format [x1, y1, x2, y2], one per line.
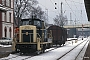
[14, 0, 38, 27]
[30, 6, 46, 21]
[14, 0, 47, 27]
[53, 14, 68, 27]
[33, 7, 48, 27]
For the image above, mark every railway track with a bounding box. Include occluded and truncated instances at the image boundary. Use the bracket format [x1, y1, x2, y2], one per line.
[57, 38, 89, 60]
[75, 40, 89, 60]
[0, 47, 57, 60]
[0, 41, 66, 60]
[1, 39, 88, 60]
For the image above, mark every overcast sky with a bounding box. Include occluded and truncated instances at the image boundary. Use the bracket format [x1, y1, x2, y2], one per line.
[37, 0, 89, 25]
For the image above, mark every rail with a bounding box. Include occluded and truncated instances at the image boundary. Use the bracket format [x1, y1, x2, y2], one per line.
[57, 38, 89, 60]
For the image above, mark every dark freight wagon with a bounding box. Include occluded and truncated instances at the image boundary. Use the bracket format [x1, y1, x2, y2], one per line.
[47, 25, 67, 46]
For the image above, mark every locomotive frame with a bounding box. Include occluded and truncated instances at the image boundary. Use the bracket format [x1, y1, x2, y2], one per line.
[13, 19, 53, 54]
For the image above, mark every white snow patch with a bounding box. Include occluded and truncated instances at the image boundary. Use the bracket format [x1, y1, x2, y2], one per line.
[0, 44, 12, 47]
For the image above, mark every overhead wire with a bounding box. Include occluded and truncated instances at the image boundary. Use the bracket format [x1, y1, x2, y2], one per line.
[38, 2, 59, 20]
[50, 0, 56, 8]
[39, 0, 86, 24]
[66, 0, 83, 17]
[65, 0, 86, 24]
[67, 0, 85, 21]
[49, 0, 60, 14]
[65, 0, 77, 18]
[72, 0, 79, 20]
[72, 0, 79, 11]
[38, 2, 58, 14]
[66, 0, 84, 4]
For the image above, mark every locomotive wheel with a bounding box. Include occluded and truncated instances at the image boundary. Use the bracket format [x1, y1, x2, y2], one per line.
[41, 49, 45, 53]
[63, 44, 65, 46]
[19, 52, 24, 55]
[36, 51, 41, 55]
[15, 49, 20, 53]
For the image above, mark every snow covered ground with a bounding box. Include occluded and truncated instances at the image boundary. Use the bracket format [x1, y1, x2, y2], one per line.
[0, 37, 89, 60]
[0, 44, 12, 47]
[60, 38, 89, 60]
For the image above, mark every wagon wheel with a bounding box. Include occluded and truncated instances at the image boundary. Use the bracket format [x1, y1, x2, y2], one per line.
[42, 49, 45, 53]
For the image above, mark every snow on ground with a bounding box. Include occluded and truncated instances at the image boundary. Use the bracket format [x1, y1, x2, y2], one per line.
[0, 44, 12, 47]
[25, 38, 88, 60]
[60, 39, 89, 60]
[76, 39, 89, 60]
[2, 54, 30, 60]
[0, 37, 89, 60]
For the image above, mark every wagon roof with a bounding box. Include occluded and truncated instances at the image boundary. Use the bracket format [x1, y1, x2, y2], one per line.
[47, 25, 63, 29]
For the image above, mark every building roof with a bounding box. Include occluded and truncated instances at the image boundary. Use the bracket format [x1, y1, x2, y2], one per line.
[84, 0, 90, 21]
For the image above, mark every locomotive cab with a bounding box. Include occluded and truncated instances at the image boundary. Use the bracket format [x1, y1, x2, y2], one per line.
[21, 19, 43, 29]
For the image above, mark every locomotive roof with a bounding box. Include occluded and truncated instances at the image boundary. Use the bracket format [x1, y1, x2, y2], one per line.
[21, 18, 43, 22]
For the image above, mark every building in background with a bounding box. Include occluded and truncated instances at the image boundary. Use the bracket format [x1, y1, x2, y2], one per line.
[84, 0, 90, 21]
[0, 0, 13, 38]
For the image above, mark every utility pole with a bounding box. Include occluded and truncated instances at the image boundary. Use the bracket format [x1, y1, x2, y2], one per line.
[82, 24, 83, 40]
[55, 2, 67, 27]
[61, 2, 63, 16]
[46, 9, 48, 22]
[81, 10, 83, 39]
[74, 18, 77, 37]
[66, 12, 72, 25]
[81, 10, 82, 23]
[70, 12, 72, 25]
[61, 2, 63, 27]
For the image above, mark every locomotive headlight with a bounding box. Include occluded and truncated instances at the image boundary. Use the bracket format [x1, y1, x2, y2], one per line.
[26, 32, 28, 35]
[37, 38, 39, 42]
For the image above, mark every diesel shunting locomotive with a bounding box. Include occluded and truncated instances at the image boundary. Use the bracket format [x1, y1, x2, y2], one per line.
[13, 18, 53, 54]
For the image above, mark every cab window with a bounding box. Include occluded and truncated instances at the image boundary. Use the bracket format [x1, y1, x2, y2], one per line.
[34, 20, 41, 27]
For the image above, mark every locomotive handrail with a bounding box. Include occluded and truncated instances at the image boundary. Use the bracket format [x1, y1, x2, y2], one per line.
[47, 33, 52, 38]
[37, 33, 41, 39]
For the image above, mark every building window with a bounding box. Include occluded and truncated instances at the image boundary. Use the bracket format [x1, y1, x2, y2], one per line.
[2, 0, 6, 6]
[6, 0, 11, 7]
[2, 12, 6, 22]
[2, 0, 5, 5]
[10, 0, 11, 8]
[9, 13, 11, 22]
[4, 27, 7, 37]
[9, 27, 11, 38]
[4, 12, 6, 22]
[2, 12, 4, 21]
[6, 0, 8, 7]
